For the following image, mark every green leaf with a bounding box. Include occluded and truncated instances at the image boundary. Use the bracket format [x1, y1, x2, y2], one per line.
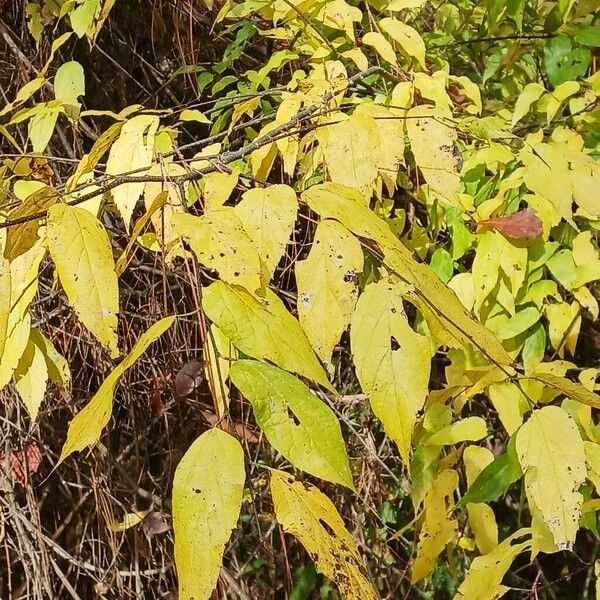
[46, 203, 120, 358]
[271, 470, 378, 600]
[544, 37, 591, 87]
[173, 428, 245, 600]
[458, 437, 522, 507]
[574, 25, 600, 48]
[57, 316, 175, 465]
[230, 360, 353, 488]
[351, 278, 432, 463]
[54, 61, 85, 115]
[202, 281, 333, 391]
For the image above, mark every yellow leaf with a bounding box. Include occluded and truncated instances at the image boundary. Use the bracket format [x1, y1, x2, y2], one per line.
[353, 103, 405, 194]
[362, 31, 398, 66]
[516, 406, 586, 549]
[270, 470, 378, 600]
[319, 0, 362, 40]
[0, 241, 45, 389]
[57, 316, 175, 465]
[424, 417, 487, 446]
[302, 183, 512, 367]
[572, 231, 600, 289]
[487, 381, 527, 435]
[412, 469, 458, 582]
[105, 114, 159, 227]
[250, 122, 278, 180]
[351, 278, 432, 463]
[511, 83, 544, 128]
[526, 372, 600, 409]
[546, 301, 581, 357]
[296, 220, 363, 366]
[413, 72, 451, 113]
[14, 332, 48, 420]
[202, 282, 333, 391]
[235, 184, 298, 285]
[463, 445, 494, 486]
[30, 328, 70, 388]
[173, 209, 265, 297]
[109, 509, 151, 532]
[179, 109, 211, 124]
[454, 530, 531, 599]
[203, 324, 236, 418]
[46, 203, 120, 358]
[173, 429, 245, 600]
[144, 163, 187, 262]
[467, 503, 498, 554]
[406, 105, 461, 204]
[319, 111, 380, 193]
[379, 18, 425, 68]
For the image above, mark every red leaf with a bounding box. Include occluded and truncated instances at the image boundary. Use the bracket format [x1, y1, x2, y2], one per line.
[0, 442, 43, 487]
[476, 209, 543, 241]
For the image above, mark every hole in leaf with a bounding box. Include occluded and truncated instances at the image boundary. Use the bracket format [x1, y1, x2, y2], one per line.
[390, 336, 400, 351]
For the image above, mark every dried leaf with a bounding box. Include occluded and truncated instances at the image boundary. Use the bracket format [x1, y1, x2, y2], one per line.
[477, 209, 543, 241]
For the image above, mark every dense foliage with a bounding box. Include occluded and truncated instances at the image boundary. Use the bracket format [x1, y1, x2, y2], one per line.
[0, 0, 599, 598]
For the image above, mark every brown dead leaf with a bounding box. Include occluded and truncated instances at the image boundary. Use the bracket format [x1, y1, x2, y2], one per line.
[174, 359, 204, 397]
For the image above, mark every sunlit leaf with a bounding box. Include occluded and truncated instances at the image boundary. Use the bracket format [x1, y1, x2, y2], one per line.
[46, 203, 120, 358]
[271, 470, 378, 600]
[296, 220, 363, 366]
[173, 428, 245, 600]
[351, 278, 432, 463]
[202, 281, 333, 391]
[57, 316, 175, 465]
[516, 405, 586, 549]
[230, 360, 353, 488]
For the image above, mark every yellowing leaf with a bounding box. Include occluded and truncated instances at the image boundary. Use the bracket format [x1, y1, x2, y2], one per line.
[179, 109, 211, 124]
[424, 417, 487, 446]
[173, 428, 245, 600]
[57, 316, 175, 465]
[202, 282, 332, 390]
[516, 406, 586, 549]
[203, 323, 236, 418]
[353, 103, 405, 194]
[302, 183, 512, 367]
[144, 163, 187, 262]
[54, 60, 85, 118]
[30, 329, 70, 388]
[109, 509, 151, 532]
[296, 220, 363, 366]
[235, 184, 298, 284]
[412, 469, 458, 582]
[511, 83, 544, 127]
[173, 209, 264, 296]
[230, 360, 353, 488]
[351, 278, 432, 463]
[362, 31, 398, 66]
[46, 203, 119, 358]
[406, 105, 461, 204]
[14, 333, 49, 420]
[380, 18, 426, 68]
[467, 503, 498, 555]
[546, 301, 581, 357]
[105, 114, 159, 227]
[454, 530, 531, 599]
[319, 111, 380, 193]
[270, 470, 377, 600]
[527, 372, 600, 409]
[0, 241, 46, 389]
